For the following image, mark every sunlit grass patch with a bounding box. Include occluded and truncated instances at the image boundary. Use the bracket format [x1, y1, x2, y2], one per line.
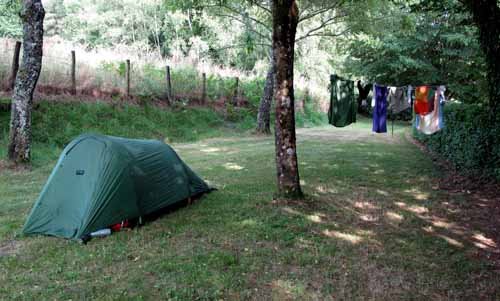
[0, 115, 499, 299]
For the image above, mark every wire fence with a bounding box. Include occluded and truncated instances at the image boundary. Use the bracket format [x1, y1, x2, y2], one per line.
[0, 40, 251, 106]
[0, 39, 332, 113]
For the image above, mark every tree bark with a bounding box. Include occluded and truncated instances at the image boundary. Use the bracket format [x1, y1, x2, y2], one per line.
[256, 54, 276, 134]
[272, 0, 302, 198]
[464, 0, 500, 115]
[7, 0, 45, 163]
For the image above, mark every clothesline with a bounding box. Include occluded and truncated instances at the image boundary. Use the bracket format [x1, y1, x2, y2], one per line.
[370, 83, 446, 136]
[373, 83, 445, 89]
[328, 74, 447, 137]
[332, 74, 445, 90]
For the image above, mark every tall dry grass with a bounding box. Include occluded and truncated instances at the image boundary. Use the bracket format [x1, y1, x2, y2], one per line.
[0, 37, 329, 110]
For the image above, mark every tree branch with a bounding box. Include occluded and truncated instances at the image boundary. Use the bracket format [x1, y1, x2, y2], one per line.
[214, 42, 272, 51]
[213, 12, 271, 41]
[218, 3, 272, 32]
[295, 29, 350, 43]
[296, 15, 347, 41]
[250, 0, 271, 15]
[200, 42, 272, 57]
[298, 0, 347, 24]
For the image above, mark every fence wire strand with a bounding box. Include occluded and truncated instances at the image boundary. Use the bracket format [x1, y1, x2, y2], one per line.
[0, 45, 244, 102]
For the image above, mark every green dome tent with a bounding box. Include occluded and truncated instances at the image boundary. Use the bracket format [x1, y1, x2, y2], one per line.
[23, 134, 211, 240]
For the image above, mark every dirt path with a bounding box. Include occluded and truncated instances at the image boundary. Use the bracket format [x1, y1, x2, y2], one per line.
[296, 126, 403, 144]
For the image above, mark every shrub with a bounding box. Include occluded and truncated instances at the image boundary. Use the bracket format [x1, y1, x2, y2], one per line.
[0, 101, 230, 146]
[413, 103, 500, 180]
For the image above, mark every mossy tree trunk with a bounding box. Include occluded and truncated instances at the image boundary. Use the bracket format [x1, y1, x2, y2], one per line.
[7, 0, 45, 164]
[272, 0, 302, 198]
[256, 53, 276, 135]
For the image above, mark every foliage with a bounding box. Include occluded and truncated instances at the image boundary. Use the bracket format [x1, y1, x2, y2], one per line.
[0, 0, 350, 97]
[0, 101, 224, 146]
[0, 99, 328, 148]
[295, 91, 328, 128]
[1, 35, 320, 111]
[0, 0, 22, 38]
[0, 0, 495, 109]
[414, 103, 500, 180]
[341, 0, 488, 103]
[1, 0, 498, 176]
[100, 61, 127, 78]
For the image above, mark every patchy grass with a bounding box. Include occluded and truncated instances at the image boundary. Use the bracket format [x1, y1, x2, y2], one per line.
[0, 101, 255, 148]
[0, 116, 499, 300]
[0, 100, 327, 150]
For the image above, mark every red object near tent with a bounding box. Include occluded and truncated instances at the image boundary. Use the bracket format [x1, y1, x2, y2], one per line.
[111, 220, 130, 232]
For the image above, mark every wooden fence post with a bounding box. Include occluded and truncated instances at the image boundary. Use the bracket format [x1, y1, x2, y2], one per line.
[70, 50, 76, 95]
[166, 65, 172, 103]
[9, 41, 22, 90]
[126, 59, 131, 97]
[202, 72, 207, 105]
[232, 77, 239, 106]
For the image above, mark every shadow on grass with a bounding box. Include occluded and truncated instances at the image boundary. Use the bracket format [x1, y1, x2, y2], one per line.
[245, 136, 500, 299]
[1, 125, 499, 300]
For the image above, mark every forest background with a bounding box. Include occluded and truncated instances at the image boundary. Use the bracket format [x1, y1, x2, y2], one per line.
[0, 0, 497, 178]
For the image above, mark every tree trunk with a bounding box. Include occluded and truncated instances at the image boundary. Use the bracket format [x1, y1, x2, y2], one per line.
[464, 0, 500, 115]
[272, 0, 302, 198]
[256, 55, 276, 134]
[7, 0, 45, 164]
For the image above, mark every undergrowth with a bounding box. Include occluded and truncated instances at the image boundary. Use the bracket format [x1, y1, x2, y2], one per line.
[414, 103, 500, 180]
[0, 99, 327, 151]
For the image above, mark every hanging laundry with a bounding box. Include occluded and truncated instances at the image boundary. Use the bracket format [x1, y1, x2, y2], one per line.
[387, 86, 410, 113]
[357, 80, 371, 112]
[415, 86, 446, 135]
[372, 84, 388, 133]
[407, 85, 413, 109]
[371, 84, 376, 108]
[328, 74, 356, 127]
[438, 86, 446, 129]
[414, 86, 436, 115]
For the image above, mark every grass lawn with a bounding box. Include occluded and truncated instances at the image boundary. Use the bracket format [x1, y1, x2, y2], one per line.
[0, 117, 499, 300]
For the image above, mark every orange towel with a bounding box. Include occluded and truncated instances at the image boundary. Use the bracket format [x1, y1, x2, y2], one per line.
[414, 86, 434, 115]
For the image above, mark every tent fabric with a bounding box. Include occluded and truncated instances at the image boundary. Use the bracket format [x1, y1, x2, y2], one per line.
[328, 74, 356, 127]
[23, 134, 211, 240]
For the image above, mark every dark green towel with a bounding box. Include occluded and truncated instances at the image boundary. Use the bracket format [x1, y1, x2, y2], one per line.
[328, 74, 356, 127]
